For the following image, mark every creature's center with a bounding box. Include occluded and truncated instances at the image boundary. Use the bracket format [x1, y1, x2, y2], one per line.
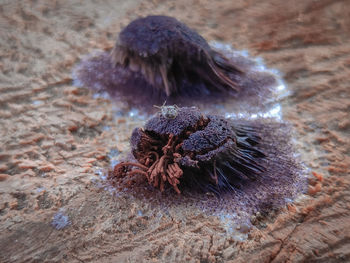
[112, 116, 209, 194]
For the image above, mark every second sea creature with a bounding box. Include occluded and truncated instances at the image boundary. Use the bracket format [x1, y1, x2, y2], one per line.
[73, 16, 279, 110]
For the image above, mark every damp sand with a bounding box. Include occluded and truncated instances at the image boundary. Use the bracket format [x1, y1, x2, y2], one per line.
[0, 0, 350, 262]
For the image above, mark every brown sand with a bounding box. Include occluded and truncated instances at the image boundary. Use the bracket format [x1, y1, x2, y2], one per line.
[0, 0, 349, 262]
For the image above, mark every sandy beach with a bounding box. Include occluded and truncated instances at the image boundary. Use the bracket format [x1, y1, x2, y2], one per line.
[0, 0, 349, 262]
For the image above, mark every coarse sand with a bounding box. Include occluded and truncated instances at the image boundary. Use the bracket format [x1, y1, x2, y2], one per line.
[0, 0, 349, 262]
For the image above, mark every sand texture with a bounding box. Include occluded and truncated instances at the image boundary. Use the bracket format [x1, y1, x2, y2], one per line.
[0, 0, 350, 262]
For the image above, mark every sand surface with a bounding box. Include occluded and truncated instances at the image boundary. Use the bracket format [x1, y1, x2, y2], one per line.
[0, 0, 350, 262]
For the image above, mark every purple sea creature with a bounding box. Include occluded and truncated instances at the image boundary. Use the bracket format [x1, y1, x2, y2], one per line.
[109, 107, 307, 223]
[73, 16, 278, 109]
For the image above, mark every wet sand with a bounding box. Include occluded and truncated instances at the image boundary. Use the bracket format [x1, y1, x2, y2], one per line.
[0, 0, 349, 262]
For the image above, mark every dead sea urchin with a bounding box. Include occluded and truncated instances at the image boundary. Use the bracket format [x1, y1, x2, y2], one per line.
[109, 106, 306, 205]
[73, 16, 278, 109]
[112, 15, 241, 97]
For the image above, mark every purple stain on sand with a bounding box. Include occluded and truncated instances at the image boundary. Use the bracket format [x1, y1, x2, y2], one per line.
[51, 211, 70, 230]
[32, 100, 44, 106]
[36, 187, 45, 193]
[107, 148, 121, 169]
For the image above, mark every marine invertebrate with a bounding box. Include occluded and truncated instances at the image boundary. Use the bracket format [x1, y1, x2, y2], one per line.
[112, 15, 241, 97]
[154, 102, 180, 119]
[109, 107, 306, 201]
[73, 16, 279, 109]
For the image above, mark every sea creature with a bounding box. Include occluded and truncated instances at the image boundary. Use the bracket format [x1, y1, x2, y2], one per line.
[108, 106, 306, 226]
[153, 102, 179, 119]
[73, 16, 278, 109]
[110, 107, 304, 197]
[112, 15, 241, 97]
